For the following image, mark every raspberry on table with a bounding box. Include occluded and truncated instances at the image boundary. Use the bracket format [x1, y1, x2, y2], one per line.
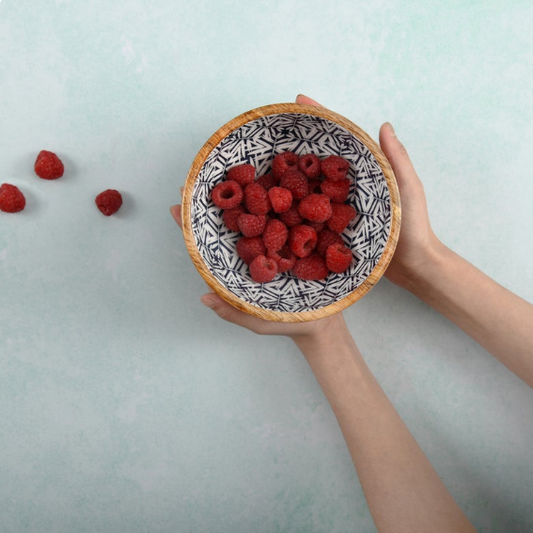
[236, 236, 267, 265]
[272, 151, 299, 180]
[298, 153, 321, 179]
[262, 218, 289, 252]
[268, 186, 292, 213]
[327, 203, 357, 233]
[298, 193, 332, 223]
[321, 155, 349, 182]
[316, 228, 345, 256]
[34, 150, 64, 180]
[95, 189, 123, 216]
[326, 243, 353, 273]
[289, 225, 318, 258]
[321, 178, 350, 203]
[256, 173, 279, 190]
[267, 244, 297, 273]
[244, 183, 271, 215]
[212, 180, 243, 209]
[278, 201, 303, 227]
[0, 183, 26, 213]
[223, 205, 246, 232]
[237, 213, 267, 237]
[279, 169, 308, 200]
[227, 164, 256, 187]
[249, 254, 278, 283]
[293, 253, 329, 281]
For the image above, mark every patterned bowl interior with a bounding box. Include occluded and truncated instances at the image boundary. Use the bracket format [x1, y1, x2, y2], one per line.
[190, 113, 391, 314]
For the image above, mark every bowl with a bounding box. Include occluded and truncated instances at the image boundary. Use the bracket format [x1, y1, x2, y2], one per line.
[182, 103, 401, 322]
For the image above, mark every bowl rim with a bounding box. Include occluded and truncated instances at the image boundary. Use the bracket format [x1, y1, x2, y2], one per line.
[182, 103, 401, 323]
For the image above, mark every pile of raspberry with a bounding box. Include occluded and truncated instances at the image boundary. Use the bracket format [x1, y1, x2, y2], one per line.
[211, 152, 357, 283]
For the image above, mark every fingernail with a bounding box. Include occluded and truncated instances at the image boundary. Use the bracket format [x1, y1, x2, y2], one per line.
[170, 204, 180, 213]
[201, 295, 216, 309]
[180, 186, 184, 195]
[386, 122, 396, 137]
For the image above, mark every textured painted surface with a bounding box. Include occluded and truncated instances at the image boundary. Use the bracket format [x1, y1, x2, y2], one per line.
[1, 1, 532, 532]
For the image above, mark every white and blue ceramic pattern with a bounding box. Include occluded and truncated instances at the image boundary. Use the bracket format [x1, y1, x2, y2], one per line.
[190, 113, 391, 313]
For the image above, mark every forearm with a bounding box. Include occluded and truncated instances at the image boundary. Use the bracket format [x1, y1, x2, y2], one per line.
[405, 242, 533, 388]
[294, 321, 476, 533]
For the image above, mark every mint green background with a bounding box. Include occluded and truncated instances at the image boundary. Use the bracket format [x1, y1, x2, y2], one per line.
[1, 1, 532, 532]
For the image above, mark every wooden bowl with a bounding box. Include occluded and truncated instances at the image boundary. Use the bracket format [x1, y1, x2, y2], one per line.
[182, 103, 401, 322]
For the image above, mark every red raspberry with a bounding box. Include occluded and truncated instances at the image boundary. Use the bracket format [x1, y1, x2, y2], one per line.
[237, 213, 267, 237]
[316, 228, 345, 256]
[327, 204, 357, 233]
[267, 245, 297, 273]
[256, 173, 279, 190]
[321, 155, 349, 182]
[326, 243, 353, 273]
[227, 164, 256, 187]
[34, 150, 64, 180]
[222, 205, 246, 232]
[0, 183, 26, 213]
[321, 178, 350, 203]
[272, 151, 299, 180]
[262, 219, 288, 252]
[298, 194, 332, 223]
[244, 183, 271, 215]
[289, 225, 317, 258]
[298, 153, 321, 179]
[307, 179, 322, 195]
[278, 201, 303, 227]
[95, 189, 123, 216]
[268, 187, 292, 213]
[280, 169, 308, 200]
[236, 236, 266, 265]
[212, 180, 243, 209]
[249, 254, 278, 283]
[304, 220, 325, 233]
[293, 254, 329, 281]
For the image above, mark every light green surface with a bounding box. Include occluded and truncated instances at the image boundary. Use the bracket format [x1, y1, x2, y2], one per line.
[1, 1, 532, 532]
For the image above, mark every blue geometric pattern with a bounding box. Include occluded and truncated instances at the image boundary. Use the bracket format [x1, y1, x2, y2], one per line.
[191, 113, 391, 313]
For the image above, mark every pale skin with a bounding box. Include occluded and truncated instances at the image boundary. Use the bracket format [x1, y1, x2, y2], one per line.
[170, 94, 533, 532]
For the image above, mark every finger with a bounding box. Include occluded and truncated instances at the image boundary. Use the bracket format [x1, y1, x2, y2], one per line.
[201, 293, 267, 333]
[295, 94, 323, 107]
[170, 204, 183, 229]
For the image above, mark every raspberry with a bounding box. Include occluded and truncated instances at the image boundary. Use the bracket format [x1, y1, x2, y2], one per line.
[305, 220, 325, 233]
[236, 236, 266, 265]
[95, 189, 122, 216]
[321, 178, 350, 203]
[326, 243, 353, 273]
[321, 155, 349, 182]
[237, 213, 267, 237]
[222, 205, 246, 232]
[272, 152, 299, 180]
[249, 254, 278, 283]
[268, 186, 292, 213]
[256, 173, 279, 190]
[212, 180, 243, 209]
[289, 225, 317, 258]
[267, 245, 297, 273]
[278, 201, 303, 227]
[307, 179, 322, 195]
[227, 164, 255, 187]
[280, 169, 308, 200]
[316, 228, 345, 256]
[244, 183, 271, 215]
[262, 219, 288, 252]
[298, 153, 321, 179]
[298, 194, 332, 223]
[34, 150, 64, 180]
[327, 204, 357, 233]
[0, 183, 26, 213]
[293, 254, 329, 281]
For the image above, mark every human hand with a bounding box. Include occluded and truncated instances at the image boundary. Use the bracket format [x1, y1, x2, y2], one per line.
[296, 94, 442, 289]
[170, 201, 345, 343]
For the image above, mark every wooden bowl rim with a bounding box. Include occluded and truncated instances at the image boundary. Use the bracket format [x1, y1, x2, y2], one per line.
[182, 103, 401, 323]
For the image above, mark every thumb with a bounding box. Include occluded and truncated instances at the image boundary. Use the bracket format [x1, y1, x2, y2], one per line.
[200, 293, 262, 332]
